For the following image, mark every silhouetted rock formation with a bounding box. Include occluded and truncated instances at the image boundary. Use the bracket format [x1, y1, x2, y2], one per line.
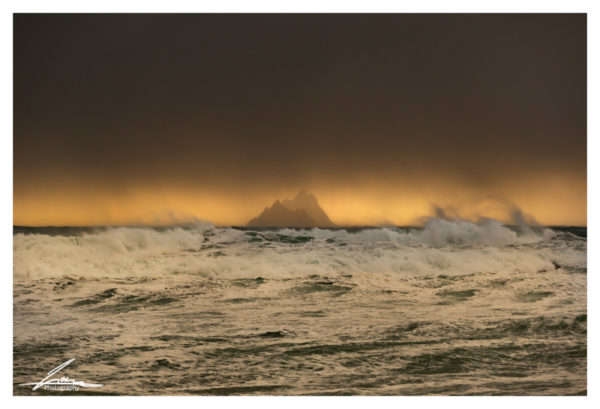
[247, 190, 336, 228]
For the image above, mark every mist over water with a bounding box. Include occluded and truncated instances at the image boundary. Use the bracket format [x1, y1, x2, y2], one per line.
[13, 219, 586, 395]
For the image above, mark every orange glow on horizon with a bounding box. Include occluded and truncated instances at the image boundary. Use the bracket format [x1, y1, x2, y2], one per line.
[13, 174, 587, 227]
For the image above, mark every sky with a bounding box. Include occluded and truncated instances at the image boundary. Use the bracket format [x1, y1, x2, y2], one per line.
[13, 14, 586, 226]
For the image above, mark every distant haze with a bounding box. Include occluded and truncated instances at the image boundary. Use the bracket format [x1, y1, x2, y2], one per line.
[14, 14, 586, 226]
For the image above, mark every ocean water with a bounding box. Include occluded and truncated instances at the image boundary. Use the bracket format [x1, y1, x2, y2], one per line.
[13, 219, 587, 395]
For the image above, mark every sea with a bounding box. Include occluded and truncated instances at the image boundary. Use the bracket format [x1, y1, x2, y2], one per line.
[13, 218, 587, 395]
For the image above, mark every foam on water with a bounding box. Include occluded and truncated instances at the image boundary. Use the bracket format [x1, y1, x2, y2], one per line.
[13, 218, 581, 281]
[13, 219, 587, 395]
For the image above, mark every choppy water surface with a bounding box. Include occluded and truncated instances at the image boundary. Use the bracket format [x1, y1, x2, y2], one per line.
[13, 220, 586, 395]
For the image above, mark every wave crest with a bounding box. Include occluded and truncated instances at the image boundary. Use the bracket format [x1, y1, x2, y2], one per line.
[13, 219, 580, 280]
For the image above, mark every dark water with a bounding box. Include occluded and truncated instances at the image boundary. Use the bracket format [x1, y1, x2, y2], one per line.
[13, 221, 586, 395]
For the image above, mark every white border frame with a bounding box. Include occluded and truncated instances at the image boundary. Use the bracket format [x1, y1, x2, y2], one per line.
[2, 2, 596, 408]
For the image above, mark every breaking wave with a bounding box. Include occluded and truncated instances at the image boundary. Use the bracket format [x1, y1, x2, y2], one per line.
[13, 218, 584, 280]
[13, 218, 587, 395]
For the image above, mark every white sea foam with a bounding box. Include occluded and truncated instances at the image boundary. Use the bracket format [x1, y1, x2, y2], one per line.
[12, 219, 583, 280]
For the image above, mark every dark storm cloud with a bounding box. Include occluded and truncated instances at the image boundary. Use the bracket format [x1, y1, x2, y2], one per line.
[13, 14, 586, 225]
